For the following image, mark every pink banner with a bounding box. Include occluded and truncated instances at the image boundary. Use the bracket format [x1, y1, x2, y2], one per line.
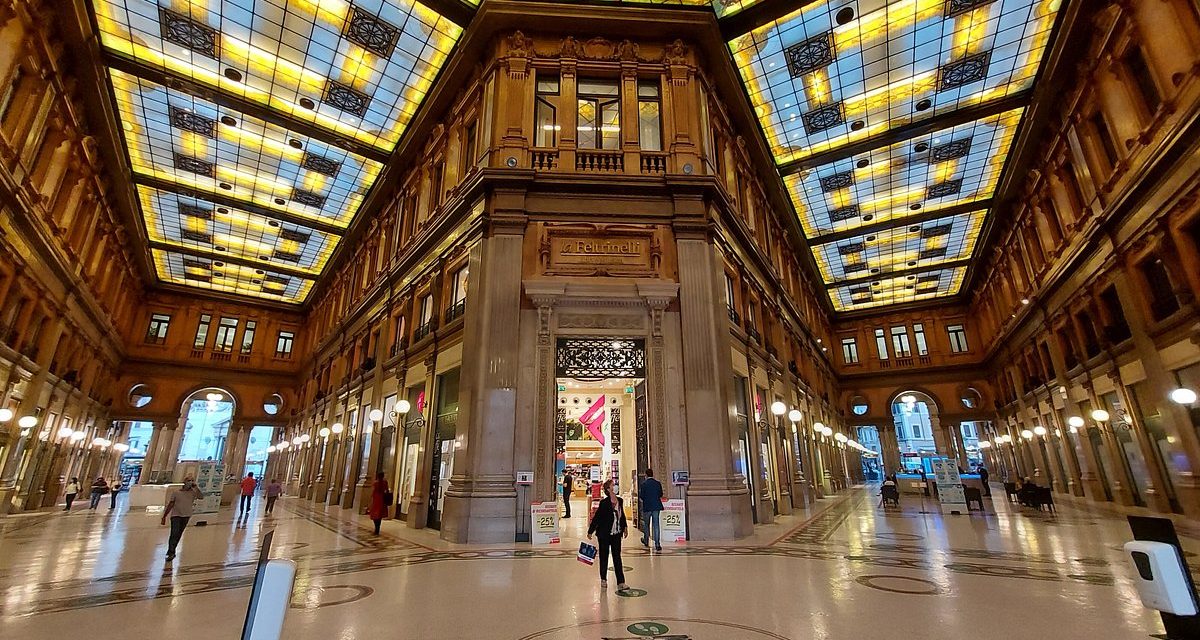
[580, 395, 606, 445]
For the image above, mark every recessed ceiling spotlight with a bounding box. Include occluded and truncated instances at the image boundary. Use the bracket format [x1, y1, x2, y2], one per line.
[299, 98, 316, 110]
[865, 235, 876, 242]
[850, 120, 865, 131]
[915, 98, 932, 111]
[909, 225, 921, 233]
[289, 138, 303, 149]
[219, 182, 232, 190]
[217, 207, 229, 214]
[213, 261, 225, 267]
[856, 159, 870, 168]
[906, 284, 915, 290]
[910, 203, 922, 210]
[861, 214, 874, 221]
[906, 275, 917, 281]
[214, 271, 223, 277]
[215, 246, 227, 252]
[869, 268, 880, 274]
[835, 6, 855, 25]
[268, 220, 280, 227]
[274, 198, 286, 205]
[251, 279, 263, 285]
[255, 269, 265, 275]
[871, 280, 882, 287]
[258, 255, 271, 260]
[915, 142, 929, 153]
[223, 68, 243, 82]
[907, 260, 917, 267]
[220, 116, 237, 127]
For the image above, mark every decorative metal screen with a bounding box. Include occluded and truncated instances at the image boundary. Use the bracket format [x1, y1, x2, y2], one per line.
[555, 337, 646, 378]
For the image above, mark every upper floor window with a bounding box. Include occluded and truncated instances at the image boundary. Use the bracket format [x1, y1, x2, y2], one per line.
[213, 317, 238, 352]
[841, 338, 859, 364]
[146, 313, 170, 344]
[577, 78, 620, 150]
[534, 76, 560, 147]
[193, 314, 212, 350]
[447, 267, 468, 322]
[1140, 257, 1181, 321]
[462, 121, 478, 174]
[637, 80, 662, 151]
[418, 294, 434, 327]
[430, 163, 444, 206]
[275, 331, 295, 358]
[874, 328, 889, 360]
[0, 65, 28, 126]
[724, 272, 736, 309]
[890, 326, 912, 358]
[1088, 110, 1119, 170]
[947, 324, 969, 353]
[240, 320, 257, 354]
[1123, 46, 1162, 115]
[912, 323, 929, 356]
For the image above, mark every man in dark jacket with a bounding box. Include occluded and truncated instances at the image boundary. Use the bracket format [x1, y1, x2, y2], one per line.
[639, 468, 665, 552]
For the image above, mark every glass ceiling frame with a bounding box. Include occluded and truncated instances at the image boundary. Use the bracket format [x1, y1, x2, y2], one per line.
[728, 0, 1065, 312]
[91, 0, 464, 304]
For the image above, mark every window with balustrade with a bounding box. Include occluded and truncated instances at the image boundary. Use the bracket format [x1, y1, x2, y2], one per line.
[638, 80, 661, 151]
[534, 76, 560, 147]
[577, 78, 620, 150]
[193, 314, 211, 350]
[213, 317, 238, 352]
[240, 320, 256, 354]
[146, 313, 170, 344]
[841, 338, 859, 364]
[947, 324, 969, 353]
[275, 331, 294, 358]
[890, 326, 911, 358]
[912, 323, 928, 356]
[874, 328, 889, 360]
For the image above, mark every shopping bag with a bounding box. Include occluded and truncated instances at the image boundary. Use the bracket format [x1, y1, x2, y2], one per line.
[577, 541, 597, 566]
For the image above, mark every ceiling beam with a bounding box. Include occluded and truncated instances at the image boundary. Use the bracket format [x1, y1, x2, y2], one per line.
[718, 0, 824, 41]
[147, 241, 318, 280]
[806, 199, 992, 245]
[133, 174, 347, 237]
[825, 258, 972, 289]
[777, 91, 1032, 175]
[103, 51, 393, 165]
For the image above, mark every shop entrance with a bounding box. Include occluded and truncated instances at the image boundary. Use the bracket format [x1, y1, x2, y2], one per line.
[554, 337, 648, 533]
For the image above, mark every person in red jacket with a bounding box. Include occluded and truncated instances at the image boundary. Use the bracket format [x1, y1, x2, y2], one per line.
[368, 472, 390, 535]
[239, 472, 257, 515]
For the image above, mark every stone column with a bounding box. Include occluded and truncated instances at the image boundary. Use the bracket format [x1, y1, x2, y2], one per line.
[670, 228, 752, 539]
[0, 317, 63, 513]
[879, 425, 902, 476]
[441, 223, 522, 543]
[1083, 380, 1136, 506]
[406, 352, 439, 529]
[1110, 372, 1174, 513]
[947, 420, 969, 469]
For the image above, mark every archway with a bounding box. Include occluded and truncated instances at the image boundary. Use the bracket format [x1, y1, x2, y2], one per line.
[888, 390, 944, 473]
[177, 387, 236, 463]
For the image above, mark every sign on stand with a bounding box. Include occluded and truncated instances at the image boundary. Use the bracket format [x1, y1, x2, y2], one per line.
[195, 461, 225, 516]
[661, 499, 687, 542]
[530, 501, 560, 544]
[931, 457, 967, 515]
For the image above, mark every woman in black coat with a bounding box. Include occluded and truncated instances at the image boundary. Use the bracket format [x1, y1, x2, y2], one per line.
[587, 479, 629, 590]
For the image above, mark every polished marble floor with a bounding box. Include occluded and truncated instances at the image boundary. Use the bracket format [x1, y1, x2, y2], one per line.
[0, 485, 1181, 639]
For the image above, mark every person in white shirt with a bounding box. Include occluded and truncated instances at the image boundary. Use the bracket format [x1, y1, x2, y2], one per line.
[160, 477, 204, 561]
[63, 478, 81, 511]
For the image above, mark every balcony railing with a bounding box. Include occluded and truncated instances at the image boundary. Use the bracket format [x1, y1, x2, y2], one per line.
[189, 349, 204, 359]
[531, 149, 558, 171]
[413, 321, 434, 343]
[746, 327, 761, 343]
[639, 151, 667, 174]
[576, 149, 623, 172]
[144, 333, 166, 345]
[727, 306, 740, 325]
[445, 298, 466, 323]
[209, 351, 231, 362]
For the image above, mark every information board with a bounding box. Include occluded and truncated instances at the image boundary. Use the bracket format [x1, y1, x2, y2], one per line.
[195, 461, 224, 515]
[530, 501, 560, 544]
[661, 499, 687, 542]
[930, 457, 967, 515]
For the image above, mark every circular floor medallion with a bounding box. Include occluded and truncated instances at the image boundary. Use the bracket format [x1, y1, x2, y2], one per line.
[517, 616, 790, 639]
[855, 574, 945, 595]
[290, 584, 374, 609]
[627, 621, 670, 636]
[616, 587, 647, 597]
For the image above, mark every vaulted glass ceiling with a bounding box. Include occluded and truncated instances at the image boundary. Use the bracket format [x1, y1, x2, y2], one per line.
[731, 0, 1063, 311]
[89, 0, 1063, 309]
[92, 0, 461, 303]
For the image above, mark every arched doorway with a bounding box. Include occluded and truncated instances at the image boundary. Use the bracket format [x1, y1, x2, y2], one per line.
[891, 391, 940, 474]
[177, 388, 236, 464]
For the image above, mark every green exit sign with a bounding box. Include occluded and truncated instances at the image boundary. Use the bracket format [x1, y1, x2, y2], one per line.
[625, 386, 635, 394]
[558, 385, 566, 392]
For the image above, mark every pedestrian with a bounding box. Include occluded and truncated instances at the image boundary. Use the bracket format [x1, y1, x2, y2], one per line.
[978, 465, 991, 496]
[239, 472, 257, 515]
[89, 476, 108, 510]
[368, 471, 389, 535]
[109, 478, 123, 510]
[561, 469, 574, 518]
[265, 478, 282, 515]
[639, 468, 664, 552]
[63, 477, 80, 511]
[587, 479, 629, 591]
[161, 476, 205, 562]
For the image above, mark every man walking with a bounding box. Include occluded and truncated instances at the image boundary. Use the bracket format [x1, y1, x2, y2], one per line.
[239, 472, 257, 515]
[561, 470, 574, 518]
[639, 468, 664, 552]
[265, 477, 282, 515]
[161, 476, 204, 561]
[109, 478, 123, 510]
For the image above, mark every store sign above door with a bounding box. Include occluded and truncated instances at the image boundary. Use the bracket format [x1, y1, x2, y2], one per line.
[555, 337, 646, 378]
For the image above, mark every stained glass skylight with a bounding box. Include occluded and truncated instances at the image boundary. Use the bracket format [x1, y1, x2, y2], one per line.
[154, 249, 315, 303]
[727, 0, 1064, 311]
[93, 0, 462, 154]
[730, 0, 1060, 164]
